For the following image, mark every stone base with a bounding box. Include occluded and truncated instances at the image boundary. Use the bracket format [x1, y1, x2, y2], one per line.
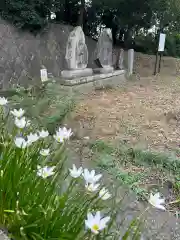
[59, 69, 125, 86]
[61, 68, 93, 79]
[93, 66, 114, 74]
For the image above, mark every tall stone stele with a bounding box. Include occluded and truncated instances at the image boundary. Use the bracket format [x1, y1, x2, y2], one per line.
[61, 26, 92, 79]
[94, 28, 114, 74]
[128, 49, 134, 75]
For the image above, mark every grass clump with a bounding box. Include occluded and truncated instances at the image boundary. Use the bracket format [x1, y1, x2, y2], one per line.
[90, 140, 180, 201]
[5, 83, 76, 133]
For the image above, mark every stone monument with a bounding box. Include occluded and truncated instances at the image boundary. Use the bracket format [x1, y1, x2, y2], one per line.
[40, 66, 48, 82]
[128, 49, 134, 75]
[61, 26, 92, 79]
[119, 49, 124, 70]
[94, 28, 114, 74]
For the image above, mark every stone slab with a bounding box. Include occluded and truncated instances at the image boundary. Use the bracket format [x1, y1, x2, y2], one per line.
[59, 70, 125, 86]
[61, 68, 93, 79]
[0, 230, 9, 240]
[128, 49, 134, 75]
[93, 66, 114, 74]
[65, 26, 88, 70]
[94, 28, 113, 68]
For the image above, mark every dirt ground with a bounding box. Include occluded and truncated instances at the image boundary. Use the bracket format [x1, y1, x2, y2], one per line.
[65, 74, 180, 239]
[68, 75, 180, 154]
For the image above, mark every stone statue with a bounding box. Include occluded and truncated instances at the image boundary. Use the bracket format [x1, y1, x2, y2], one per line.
[65, 26, 88, 70]
[61, 26, 92, 79]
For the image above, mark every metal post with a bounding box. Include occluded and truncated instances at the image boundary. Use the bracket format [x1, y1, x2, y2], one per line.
[158, 53, 162, 73]
[154, 52, 159, 75]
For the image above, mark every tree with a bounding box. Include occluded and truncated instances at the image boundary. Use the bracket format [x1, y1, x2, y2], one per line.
[78, 0, 85, 27]
[0, 0, 54, 32]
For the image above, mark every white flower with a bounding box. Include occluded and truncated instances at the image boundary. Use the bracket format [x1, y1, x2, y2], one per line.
[69, 164, 83, 178]
[85, 211, 110, 234]
[40, 148, 50, 157]
[26, 120, 31, 127]
[149, 193, 166, 211]
[37, 166, 55, 179]
[85, 183, 100, 192]
[14, 137, 27, 149]
[50, 12, 56, 20]
[60, 127, 73, 139]
[99, 188, 111, 200]
[53, 132, 64, 143]
[82, 169, 102, 184]
[14, 117, 30, 129]
[10, 108, 25, 118]
[39, 129, 49, 138]
[27, 133, 39, 144]
[53, 127, 73, 143]
[0, 97, 8, 106]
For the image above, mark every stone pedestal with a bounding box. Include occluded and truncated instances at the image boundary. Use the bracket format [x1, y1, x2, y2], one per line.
[61, 68, 93, 79]
[128, 49, 134, 75]
[93, 66, 114, 74]
[59, 69, 125, 86]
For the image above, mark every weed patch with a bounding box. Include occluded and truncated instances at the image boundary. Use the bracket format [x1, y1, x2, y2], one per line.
[90, 140, 180, 205]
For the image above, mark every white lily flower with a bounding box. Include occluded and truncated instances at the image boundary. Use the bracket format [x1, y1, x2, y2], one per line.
[69, 164, 83, 178]
[50, 12, 56, 20]
[11, 108, 25, 118]
[14, 137, 28, 149]
[27, 133, 39, 144]
[14, 117, 30, 129]
[37, 165, 55, 179]
[85, 183, 100, 192]
[149, 193, 166, 211]
[82, 169, 102, 184]
[0, 97, 8, 106]
[99, 188, 111, 200]
[53, 127, 73, 143]
[85, 211, 110, 234]
[59, 127, 73, 139]
[39, 129, 49, 138]
[26, 120, 31, 127]
[40, 148, 50, 157]
[53, 132, 64, 143]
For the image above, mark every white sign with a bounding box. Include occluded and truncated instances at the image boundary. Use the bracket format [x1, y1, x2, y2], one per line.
[158, 33, 166, 52]
[40, 68, 48, 82]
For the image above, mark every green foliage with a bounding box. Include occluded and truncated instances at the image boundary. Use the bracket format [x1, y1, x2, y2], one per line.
[130, 148, 180, 175]
[90, 140, 114, 155]
[133, 32, 180, 57]
[134, 34, 156, 54]
[164, 34, 180, 57]
[8, 83, 76, 133]
[90, 140, 180, 200]
[0, 0, 50, 32]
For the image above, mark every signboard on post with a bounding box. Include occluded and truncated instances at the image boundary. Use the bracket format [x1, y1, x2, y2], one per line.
[154, 33, 166, 75]
[158, 33, 166, 52]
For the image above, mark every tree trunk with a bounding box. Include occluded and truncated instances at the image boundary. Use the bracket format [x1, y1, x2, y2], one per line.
[78, 0, 85, 27]
[64, 0, 71, 23]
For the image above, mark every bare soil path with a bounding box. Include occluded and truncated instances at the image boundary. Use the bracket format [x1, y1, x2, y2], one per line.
[68, 75, 180, 153]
